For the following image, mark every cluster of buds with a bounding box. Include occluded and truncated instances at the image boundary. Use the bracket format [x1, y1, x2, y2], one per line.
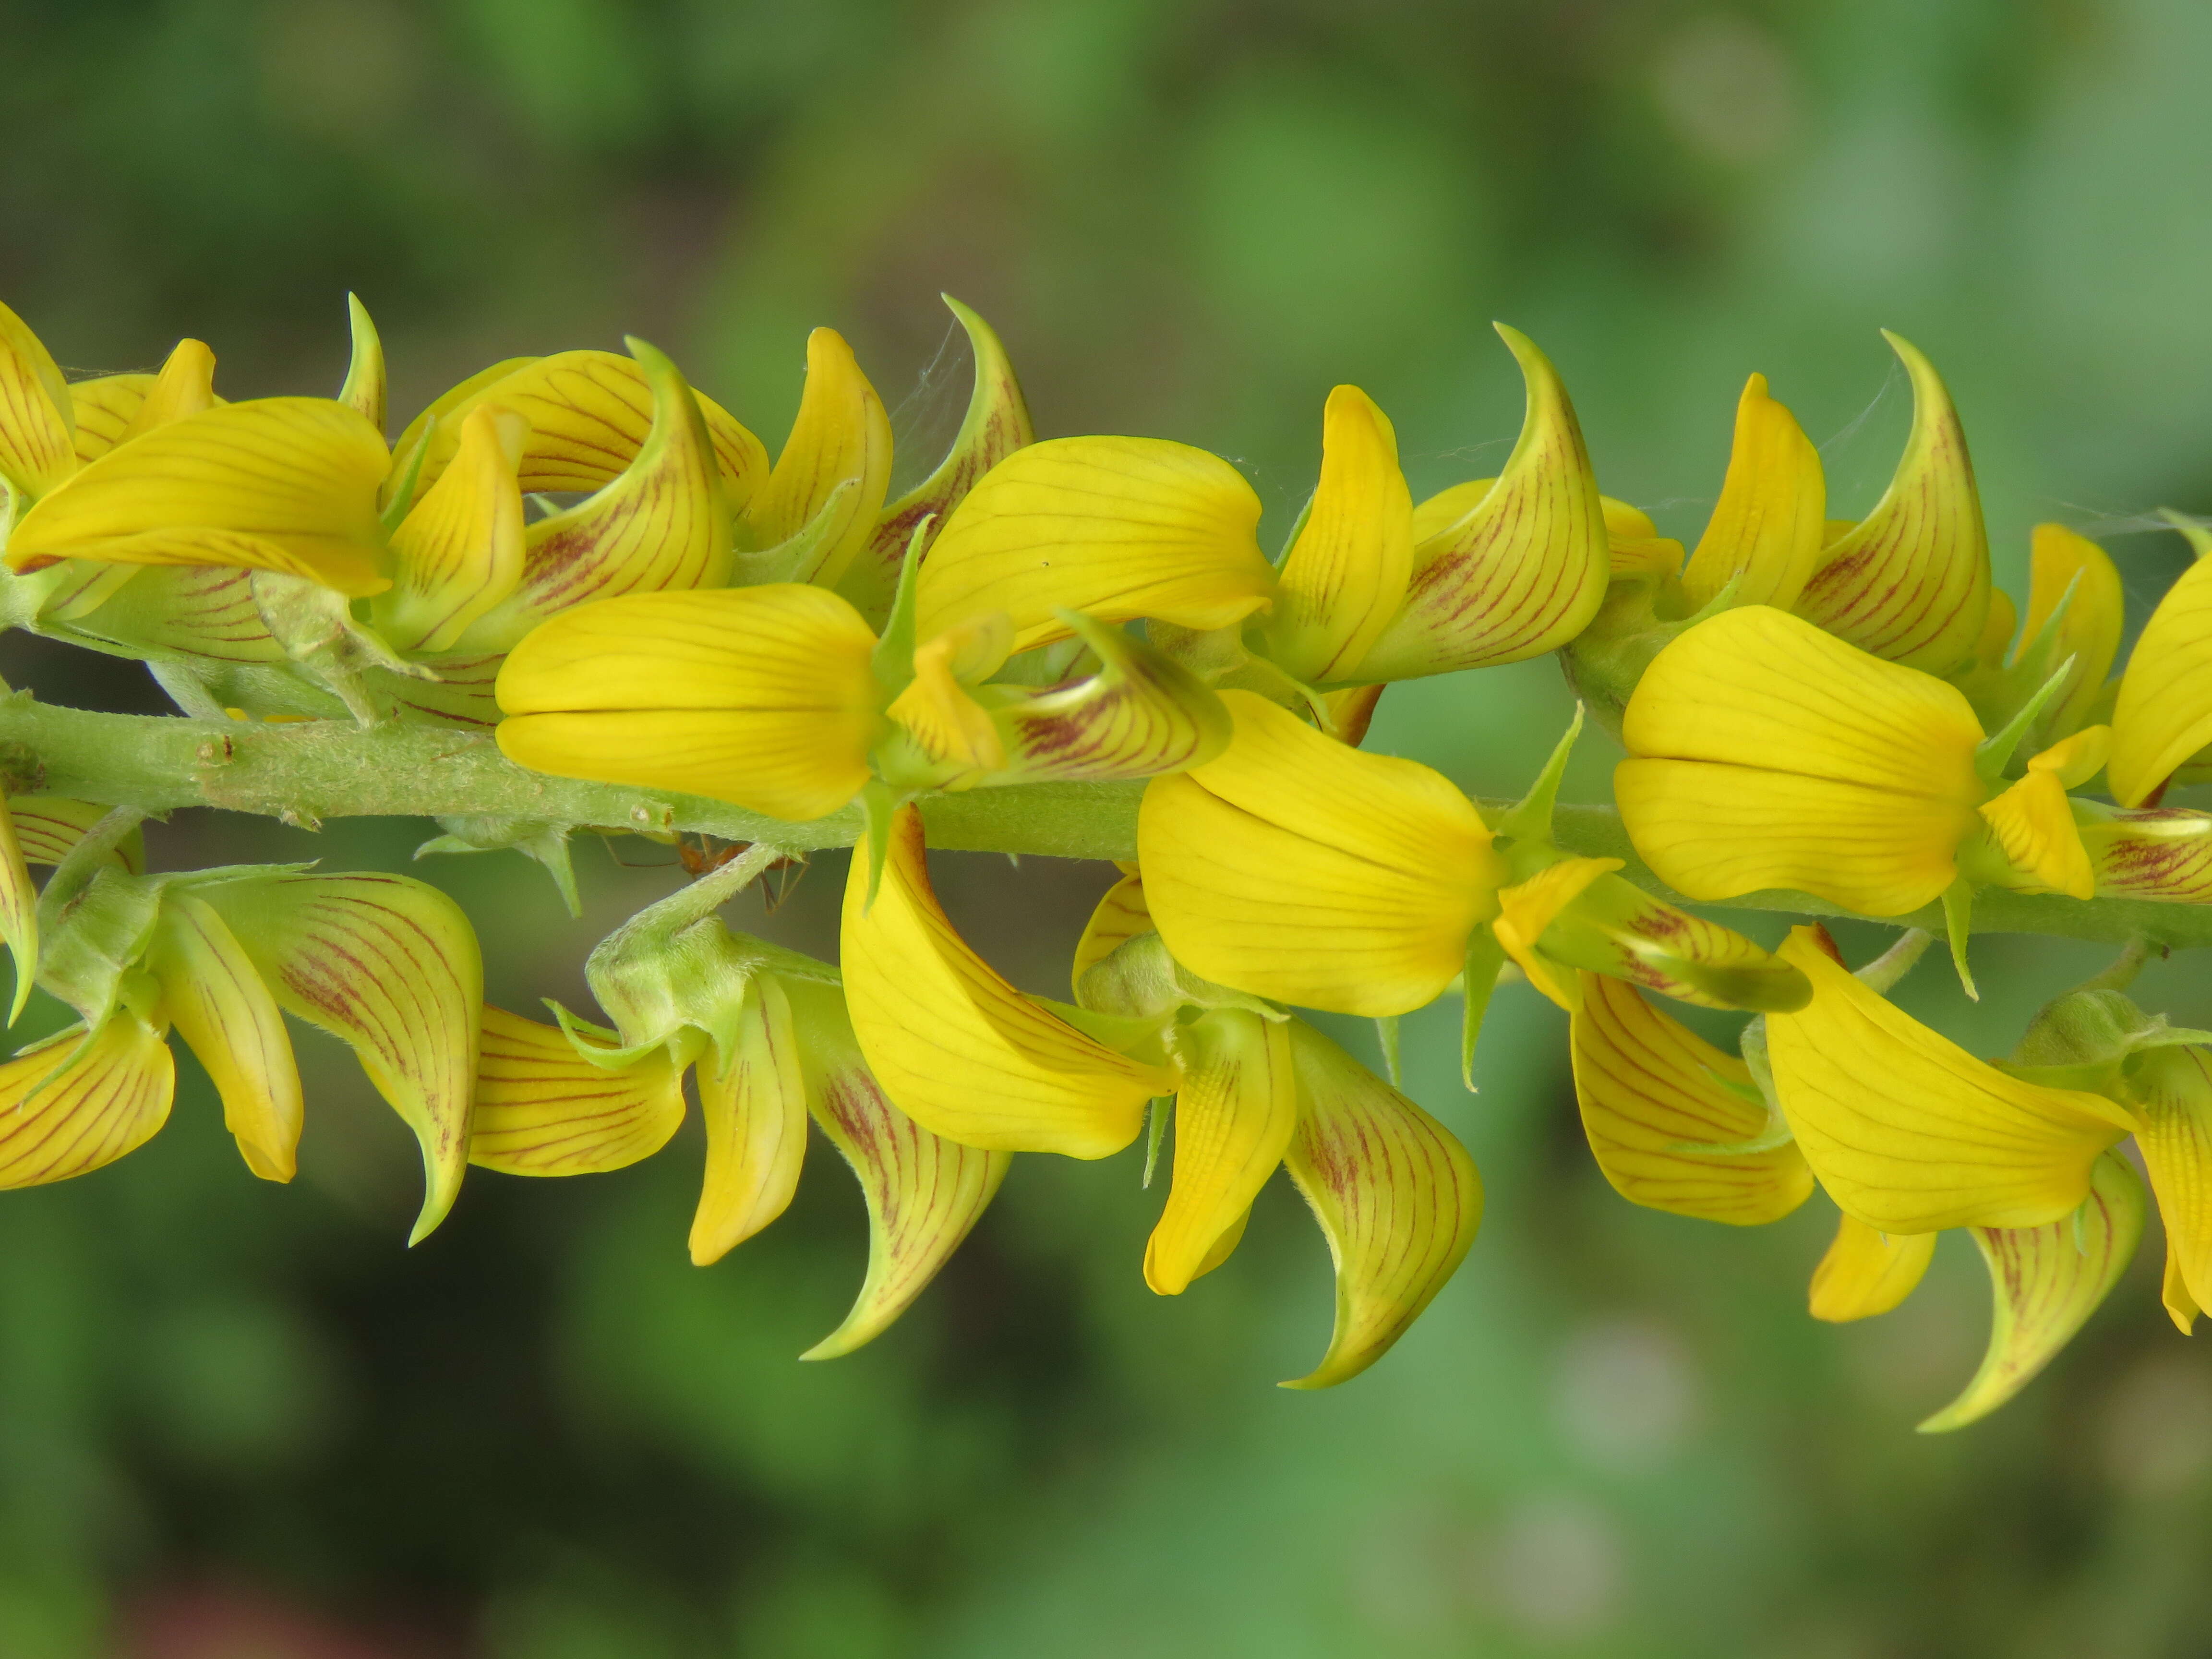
[6, 289, 2212, 1414]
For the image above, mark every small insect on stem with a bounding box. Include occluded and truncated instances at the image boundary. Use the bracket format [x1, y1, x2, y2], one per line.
[677, 835, 811, 912]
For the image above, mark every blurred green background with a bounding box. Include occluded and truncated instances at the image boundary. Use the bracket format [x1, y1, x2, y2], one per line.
[7, 0, 2212, 1653]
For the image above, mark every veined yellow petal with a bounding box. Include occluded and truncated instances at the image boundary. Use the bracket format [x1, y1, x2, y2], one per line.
[745, 327, 893, 592]
[1070, 868, 1151, 995]
[689, 975, 809, 1265]
[339, 294, 385, 434]
[495, 584, 882, 822]
[468, 1006, 683, 1177]
[0, 298, 75, 501]
[1682, 373, 1825, 612]
[1353, 326, 1609, 680]
[1144, 1009, 1298, 1295]
[1279, 1020, 1479, 1388]
[1978, 729, 2106, 900]
[788, 979, 1011, 1359]
[1140, 690, 1503, 1017]
[1796, 334, 1991, 676]
[8, 796, 143, 873]
[2110, 524, 2212, 805]
[1537, 868, 1812, 1013]
[917, 436, 1274, 653]
[58, 566, 289, 666]
[1617, 606, 1985, 914]
[842, 296, 1034, 625]
[0, 1015, 173, 1187]
[197, 872, 483, 1243]
[68, 374, 156, 466]
[1808, 1214, 1936, 1321]
[1569, 973, 1812, 1225]
[2023, 524, 2123, 739]
[1920, 1150, 2143, 1432]
[2129, 1045, 2212, 1321]
[1267, 385, 1413, 684]
[982, 617, 1232, 787]
[394, 349, 767, 509]
[7, 397, 392, 596]
[0, 781, 35, 1023]
[2080, 806, 2212, 903]
[376, 403, 527, 652]
[118, 339, 218, 442]
[145, 892, 302, 1181]
[841, 805, 1167, 1157]
[885, 616, 1015, 774]
[1766, 928, 2135, 1234]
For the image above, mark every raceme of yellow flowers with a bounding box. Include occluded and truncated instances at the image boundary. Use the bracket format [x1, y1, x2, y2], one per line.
[5, 293, 2212, 1422]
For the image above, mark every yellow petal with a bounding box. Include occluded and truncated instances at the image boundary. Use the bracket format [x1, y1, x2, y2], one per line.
[1144, 1009, 1298, 1295]
[1681, 373, 1825, 612]
[885, 616, 1015, 774]
[7, 398, 392, 596]
[145, 892, 302, 1182]
[786, 979, 1012, 1358]
[1279, 1019, 1480, 1388]
[376, 402, 527, 652]
[1493, 857, 1617, 1012]
[0, 298, 75, 501]
[339, 294, 385, 434]
[842, 296, 1034, 624]
[8, 796, 142, 873]
[917, 436, 1274, 653]
[393, 349, 767, 509]
[1765, 928, 2135, 1233]
[473, 340, 732, 641]
[689, 975, 810, 1265]
[467, 1005, 683, 1177]
[58, 565, 288, 666]
[1353, 325, 1609, 680]
[1795, 333, 1991, 675]
[0, 781, 34, 1023]
[1322, 682, 1385, 745]
[1535, 867, 1813, 1013]
[1569, 973, 1813, 1225]
[495, 584, 882, 823]
[1617, 606, 1985, 914]
[1267, 385, 1413, 684]
[0, 1015, 173, 1187]
[983, 616, 1232, 786]
[1919, 1150, 2143, 1432]
[197, 872, 483, 1243]
[2168, 1239, 2200, 1335]
[118, 339, 218, 442]
[2023, 524, 2123, 739]
[745, 327, 893, 591]
[2129, 1045, 2212, 1321]
[840, 804, 1167, 1157]
[1070, 869, 1151, 996]
[68, 374, 155, 466]
[2110, 524, 2212, 805]
[1807, 1214, 1936, 1321]
[1139, 690, 1503, 1017]
[2080, 806, 2212, 903]
[1978, 732, 2104, 901]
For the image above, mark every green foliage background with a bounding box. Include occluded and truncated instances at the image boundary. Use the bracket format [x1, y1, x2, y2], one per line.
[7, 0, 2212, 1653]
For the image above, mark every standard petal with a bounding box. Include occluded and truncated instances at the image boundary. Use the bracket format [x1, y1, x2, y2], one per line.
[495, 583, 882, 822]
[1766, 928, 2135, 1233]
[2109, 525, 2212, 805]
[1569, 973, 1813, 1225]
[689, 975, 810, 1265]
[744, 327, 893, 592]
[376, 402, 528, 652]
[1352, 325, 1609, 680]
[789, 980, 1011, 1358]
[69, 374, 156, 465]
[0, 1016, 174, 1188]
[145, 892, 303, 1181]
[842, 296, 1034, 625]
[2080, 806, 2212, 903]
[1070, 867, 1151, 995]
[1807, 1214, 1936, 1322]
[1919, 1150, 2144, 1432]
[468, 1005, 684, 1177]
[1266, 385, 1414, 684]
[1279, 1020, 1480, 1388]
[2129, 1045, 2212, 1320]
[0, 298, 75, 500]
[841, 805, 1168, 1157]
[917, 436, 1275, 652]
[7, 397, 392, 596]
[1140, 690, 1503, 1017]
[1681, 373, 1825, 612]
[0, 781, 35, 1023]
[1795, 334, 1991, 676]
[196, 872, 483, 1243]
[118, 339, 219, 442]
[1144, 1009, 1298, 1295]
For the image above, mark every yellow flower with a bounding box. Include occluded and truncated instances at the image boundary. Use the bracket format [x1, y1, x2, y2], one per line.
[2109, 514, 2212, 806]
[1676, 373, 1827, 613]
[1949, 523, 2123, 747]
